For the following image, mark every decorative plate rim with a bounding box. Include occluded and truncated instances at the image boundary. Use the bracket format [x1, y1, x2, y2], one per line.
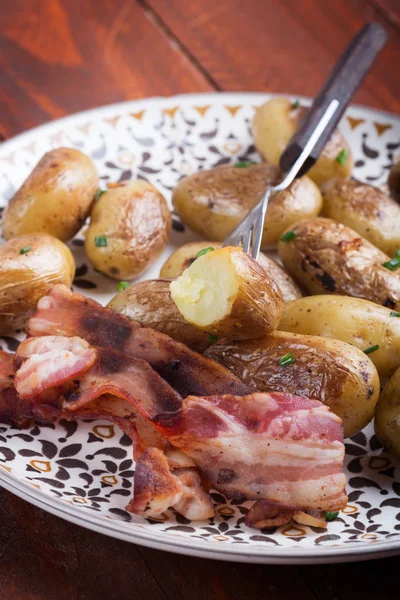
[0, 92, 399, 564]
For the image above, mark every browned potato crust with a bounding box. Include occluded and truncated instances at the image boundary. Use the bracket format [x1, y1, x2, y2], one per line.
[107, 279, 212, 352]
[388, 159, 400, 204]
[172, 163, 322, 248]
[160, 241, 303, 302]
[205, 330, 380, 438]
[170, 246, 283, 340]
[278, 217, 400, 311]
[0, 233, 75, 332]
[85, 180, 171, 280]
[2, 148, 98, 242]
[252, 97, 353, 187]
[323, 180, 400, 256]
[375, 366, 400, 456]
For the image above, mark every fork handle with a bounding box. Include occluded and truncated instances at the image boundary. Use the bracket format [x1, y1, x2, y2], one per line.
[279, 23, 387, 176]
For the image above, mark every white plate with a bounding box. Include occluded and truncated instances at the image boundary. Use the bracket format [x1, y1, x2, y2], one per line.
[0, 92, 399, 564]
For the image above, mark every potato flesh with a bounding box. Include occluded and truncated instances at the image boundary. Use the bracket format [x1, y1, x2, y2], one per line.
[170, 251, 238, 327]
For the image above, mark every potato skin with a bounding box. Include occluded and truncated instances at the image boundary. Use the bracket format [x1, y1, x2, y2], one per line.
[85, 181, 171, 280]
[2, 148, 98, 242]
[160, 241, 303, 302]
[375, 366, 400, 456]
[323, 180, 400, 256]
[0, 233, 75, 332]
[205, 330, 379, 437]
[252, 97, 353, 187]
[278, 217, 400, 311]
[279, 295, 400, 378]
[107, 279, 211, 352]
[172, 163, 322, 248]
[388, 159, 400, 204]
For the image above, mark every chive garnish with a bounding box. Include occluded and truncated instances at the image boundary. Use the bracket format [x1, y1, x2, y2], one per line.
[116, 281, 130, 292]
[280, 231, 296, 243]
[20, 246, 31, 255]
[292, 99, 300, 109]
[390, 312, 400, 317]
[363, 345, 379, 355]
[195, 247, 214, 259]
[95, 235, 108, 247]
[278, 352, 296, 366]
[336, 148, 349, 165]
[382, 257, 400, 271]
[324, 511, 339, 522]
[233, 161, 256, 168]
[208, 334, 218, 343]
[94, 189, 106, 201]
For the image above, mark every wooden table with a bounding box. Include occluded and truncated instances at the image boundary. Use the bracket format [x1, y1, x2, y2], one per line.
[0, 1, 399, 598]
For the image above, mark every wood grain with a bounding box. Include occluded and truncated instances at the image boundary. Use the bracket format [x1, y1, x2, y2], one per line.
[0, 0, 212, 138]
[145, 0, 400, 112]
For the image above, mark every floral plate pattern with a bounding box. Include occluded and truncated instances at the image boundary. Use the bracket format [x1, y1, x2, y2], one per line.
[0, 92, 399, 564]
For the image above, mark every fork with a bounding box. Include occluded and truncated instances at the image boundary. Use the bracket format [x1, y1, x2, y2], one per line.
[223, 22, 387, 260]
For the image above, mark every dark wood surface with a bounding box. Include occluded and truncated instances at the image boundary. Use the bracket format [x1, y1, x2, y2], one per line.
[0, 1, 399, 598]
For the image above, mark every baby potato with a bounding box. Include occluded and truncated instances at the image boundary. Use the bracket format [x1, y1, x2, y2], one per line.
[85, 180, 171, 280]
[107, 279, 212, 352]
[0, 233, 75, 332]
[252, 97, 353, 187]
[205, 330, 379, 437]
[388, 159, 400, 204]
[375, 366, 400, 457]
[2, 147, 98, 242]
[172, 163, 322, 248]
[278, 217, 400, 311]
[279, 295, 400, 378]
[323, 180, 400, 256]
[160, 241, 303, 302]
[170, 246, 283, 340]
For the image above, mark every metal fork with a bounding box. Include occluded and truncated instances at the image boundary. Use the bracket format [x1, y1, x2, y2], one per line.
[223, 22, 387, 260]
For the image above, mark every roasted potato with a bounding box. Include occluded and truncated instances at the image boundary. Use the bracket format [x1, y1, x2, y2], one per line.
[205, 330, 379, 437]
[388, 159, 400, 204]
[172, 163, 322, 248]
[0, 233, 75, 332]
[279, 295, 400, 378]
[160, 241, 303, 302]
[278, 217, 400, 310]
[323, 180, 400, 256]
[85, 180, 171, 280]
[2, 148, 98, 242]
[107, 279, 212, 352]
[375, 366, 400, 456]
[170, 246, 283, 339]
[252, 97, 353, 187]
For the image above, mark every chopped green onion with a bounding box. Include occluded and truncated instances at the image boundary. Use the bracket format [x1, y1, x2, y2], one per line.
[291, 99, 300, 109]
[390, 312, 400, 317]
[324, 511, 339, 522]
[208, 334, 218, 343]
[95, 235, 108, 247]
[20, 246, 31, 255]
[382, 257, 400, 271]
[94, 188, 106, 201]
[336, 148, 349, 165]
[396, 249, 400, 258]
[195, 246, 214, 259]
[363, 344, 380, 355]
[280, 231, 296, 243]
[278, 352, 296, 366]
[116, 281, 130, 292]
[233, 161, 256, 168]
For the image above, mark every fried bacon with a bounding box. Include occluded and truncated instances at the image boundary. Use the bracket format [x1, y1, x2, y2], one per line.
[28, 285, 250, 398]
[0, 350, 31, 428]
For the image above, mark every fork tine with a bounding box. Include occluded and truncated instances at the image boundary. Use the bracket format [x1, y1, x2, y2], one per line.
[242, 228, 252, 254]
[251, 214, 264, 260]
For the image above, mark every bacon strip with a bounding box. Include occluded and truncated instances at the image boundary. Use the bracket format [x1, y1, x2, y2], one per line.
[28, 285, 250, 398]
